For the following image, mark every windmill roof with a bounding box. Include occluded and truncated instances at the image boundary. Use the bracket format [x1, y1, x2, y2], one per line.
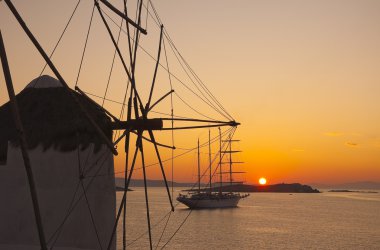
[0, 75, 112, 162]
[25, 74, 63, 88]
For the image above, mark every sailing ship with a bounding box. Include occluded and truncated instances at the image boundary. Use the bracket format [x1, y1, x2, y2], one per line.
[0, 0, 241, 249]
[177, 129, 249, 209]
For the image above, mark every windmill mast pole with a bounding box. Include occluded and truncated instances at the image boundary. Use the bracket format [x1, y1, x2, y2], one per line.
[0, 31, 48, 250]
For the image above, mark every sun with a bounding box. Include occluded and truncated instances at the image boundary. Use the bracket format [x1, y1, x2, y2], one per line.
[259, 177, 267, 185]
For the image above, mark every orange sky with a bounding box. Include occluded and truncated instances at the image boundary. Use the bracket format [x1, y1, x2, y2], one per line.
[1, 0, 379, 185]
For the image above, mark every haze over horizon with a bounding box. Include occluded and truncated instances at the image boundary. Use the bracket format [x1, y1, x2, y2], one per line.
[1, 0, 379, 185]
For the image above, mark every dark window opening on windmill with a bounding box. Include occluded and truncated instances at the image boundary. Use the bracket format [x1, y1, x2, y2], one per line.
[0, 142, 7, 165]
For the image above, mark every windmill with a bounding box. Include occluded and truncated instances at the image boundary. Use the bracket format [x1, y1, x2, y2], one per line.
[0, 0, 239, 249]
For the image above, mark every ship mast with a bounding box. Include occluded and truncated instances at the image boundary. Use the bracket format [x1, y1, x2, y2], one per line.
[229, 139, 232, 186]
[198, 138, 201, 194]
[222, 139, 243, 187]
[209, 130, 212, 193]
[219, 127, 222, 195]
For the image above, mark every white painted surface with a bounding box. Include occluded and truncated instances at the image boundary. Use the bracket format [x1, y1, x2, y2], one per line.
[0, 143, 116, 250]
[25, 75, 63, 88]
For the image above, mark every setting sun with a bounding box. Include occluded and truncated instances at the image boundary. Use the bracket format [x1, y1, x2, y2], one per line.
[259, 177, 267, 185]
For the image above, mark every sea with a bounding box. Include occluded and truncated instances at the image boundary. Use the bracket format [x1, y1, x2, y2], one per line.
[116, 188, 380, 249]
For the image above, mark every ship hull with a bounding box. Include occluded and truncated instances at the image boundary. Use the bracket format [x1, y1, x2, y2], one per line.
[177, 195, 241, 209]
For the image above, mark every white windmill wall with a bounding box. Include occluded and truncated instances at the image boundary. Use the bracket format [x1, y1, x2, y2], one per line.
[0, 143, 116, 250]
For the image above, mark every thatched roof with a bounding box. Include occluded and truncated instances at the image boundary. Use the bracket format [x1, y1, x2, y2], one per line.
[0, 75, 112, 163]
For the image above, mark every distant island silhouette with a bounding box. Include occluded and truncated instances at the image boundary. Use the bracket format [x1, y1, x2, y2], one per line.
[328, 189, 378, 193]
[114, 179, 319, 193]
[115, 178, 195, 188]
[309, 181, 380, 190]
[186, 183, 320, 193]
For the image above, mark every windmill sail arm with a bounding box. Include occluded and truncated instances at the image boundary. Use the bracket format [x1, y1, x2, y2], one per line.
[111, 118, 239, 131]
[99, 0, 147, 34]
[111, 118, 163, 130]
[146, 25, 164, 110]
[147, 89, 174, 112]
[161, 118, 240, 126]
[161, 123, 236, 131]
[75, 86, 120, 122]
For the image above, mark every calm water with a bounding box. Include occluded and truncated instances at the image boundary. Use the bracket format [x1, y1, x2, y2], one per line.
[117, 188, 380, 249]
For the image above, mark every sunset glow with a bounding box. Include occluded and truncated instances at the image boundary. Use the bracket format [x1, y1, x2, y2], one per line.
[259, 178, 267, 185]
[0, 1, 379, 185]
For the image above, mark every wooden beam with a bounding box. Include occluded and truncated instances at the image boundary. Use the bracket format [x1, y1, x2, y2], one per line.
[147, 89, 174, 112]
[99, 0, 147, 34]
[112, 118, 163, 131]
[160, 123, 236, 131]
[0, 30, 48, 250]
[146, 25, 164, 110]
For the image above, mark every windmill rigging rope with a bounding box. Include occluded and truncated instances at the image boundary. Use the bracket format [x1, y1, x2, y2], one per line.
[158, 128, 237, 249]
[162, 32, 231, 121]
[126, 201, 190, 247]
[114, 0, 142, 142]
[48, 180, 81, 246]
[86, 127, 234, 178]
[30, 4, 100, 246]
[100, 9, 231, 121]
[33, 0, 81, 88]
[145, 0, 150, 31]
[154, 210, 172, 249]
[126, 210, 171, 247]
[65, 126, 235, 248]
[6, 1, 241, 248]
[163, 32, 235, 121]
[28, 0, 232, 126]
[80, 88, 220, 121]
[160, 209, 192, 249]
[122, 2, 140, 249]
[159, 34, 175, 247]
[112, 80, 130, 142]
[122, 127, 236, 248]
[46, 149, 111, 246]
[163, 35, 176, 204]
[143, 3, 233, 122]
[147, 0, 162, 26]
[77, 135, 104, 250]
[77, 89, 212, 121]
[146, 0, 235, 121]
[101, 14, 124, 107]
[79, 181, 103, 249]
[173, 92, 216, 121]
[37, 2, 239, 247]
[75, 4, 96, 88]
